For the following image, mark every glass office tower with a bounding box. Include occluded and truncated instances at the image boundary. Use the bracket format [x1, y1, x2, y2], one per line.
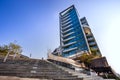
[59, 5, 89, 57]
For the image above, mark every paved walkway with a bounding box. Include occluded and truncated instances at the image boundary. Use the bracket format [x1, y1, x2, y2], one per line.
[0, 76, 52, 80]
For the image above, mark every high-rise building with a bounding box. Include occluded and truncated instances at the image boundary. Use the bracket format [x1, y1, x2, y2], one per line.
[59, 5, 89, 57]
[51, 5, 118, 79]
[59, 5, 102, 58]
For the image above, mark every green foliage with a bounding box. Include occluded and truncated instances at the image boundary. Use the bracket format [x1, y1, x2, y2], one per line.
[90, 47, 101, 57]
[77, 52, 101, 65]
[0, 42, 22, 56]
[0, 45, 9, 56]
[9, 43, 22, 54]
[79, 53, 94, 64]
[116, 78, 120, 80]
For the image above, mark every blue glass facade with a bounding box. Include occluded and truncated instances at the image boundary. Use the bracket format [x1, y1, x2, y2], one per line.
[60, 5, 89, 57]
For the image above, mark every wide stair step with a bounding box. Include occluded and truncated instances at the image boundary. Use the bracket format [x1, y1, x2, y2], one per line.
[0, 58, 83, 80]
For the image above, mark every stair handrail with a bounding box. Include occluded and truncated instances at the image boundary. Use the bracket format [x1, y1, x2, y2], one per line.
[48, 53, 85, 68]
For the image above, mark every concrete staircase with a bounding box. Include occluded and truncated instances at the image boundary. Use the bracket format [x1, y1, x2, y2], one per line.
[0, 58, 83, 80]
[47, 60, 104, 80]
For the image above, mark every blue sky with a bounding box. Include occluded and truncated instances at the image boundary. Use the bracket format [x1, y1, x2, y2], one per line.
[0, 0, 120, 74]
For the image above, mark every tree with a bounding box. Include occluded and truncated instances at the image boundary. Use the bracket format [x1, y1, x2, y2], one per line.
[0, 42, 22, 56]
[0, 45, 9, 56]
[79, 53, 94, 64]
[9, 43, 22, 54]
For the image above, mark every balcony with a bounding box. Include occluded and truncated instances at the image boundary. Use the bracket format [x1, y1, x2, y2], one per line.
[62, 15, 71, 21]
[63, 47, 77, 53]
[62, 24, 72, 30]
[62, 15, 76, 24]
[89, 42, 96, 46]
[62, 41, 76, 47]
[62, 32, 74, 38]
[63, 36, 75, 42]
[87, 37, 94, 41]
[62, 20, 72, 27]
[86, 34, 92, 37]
[62, 27, 73, 34]
[62, 18, 71, 24]
[61, 13, 70, 19]
[90, 47, 98, 51]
